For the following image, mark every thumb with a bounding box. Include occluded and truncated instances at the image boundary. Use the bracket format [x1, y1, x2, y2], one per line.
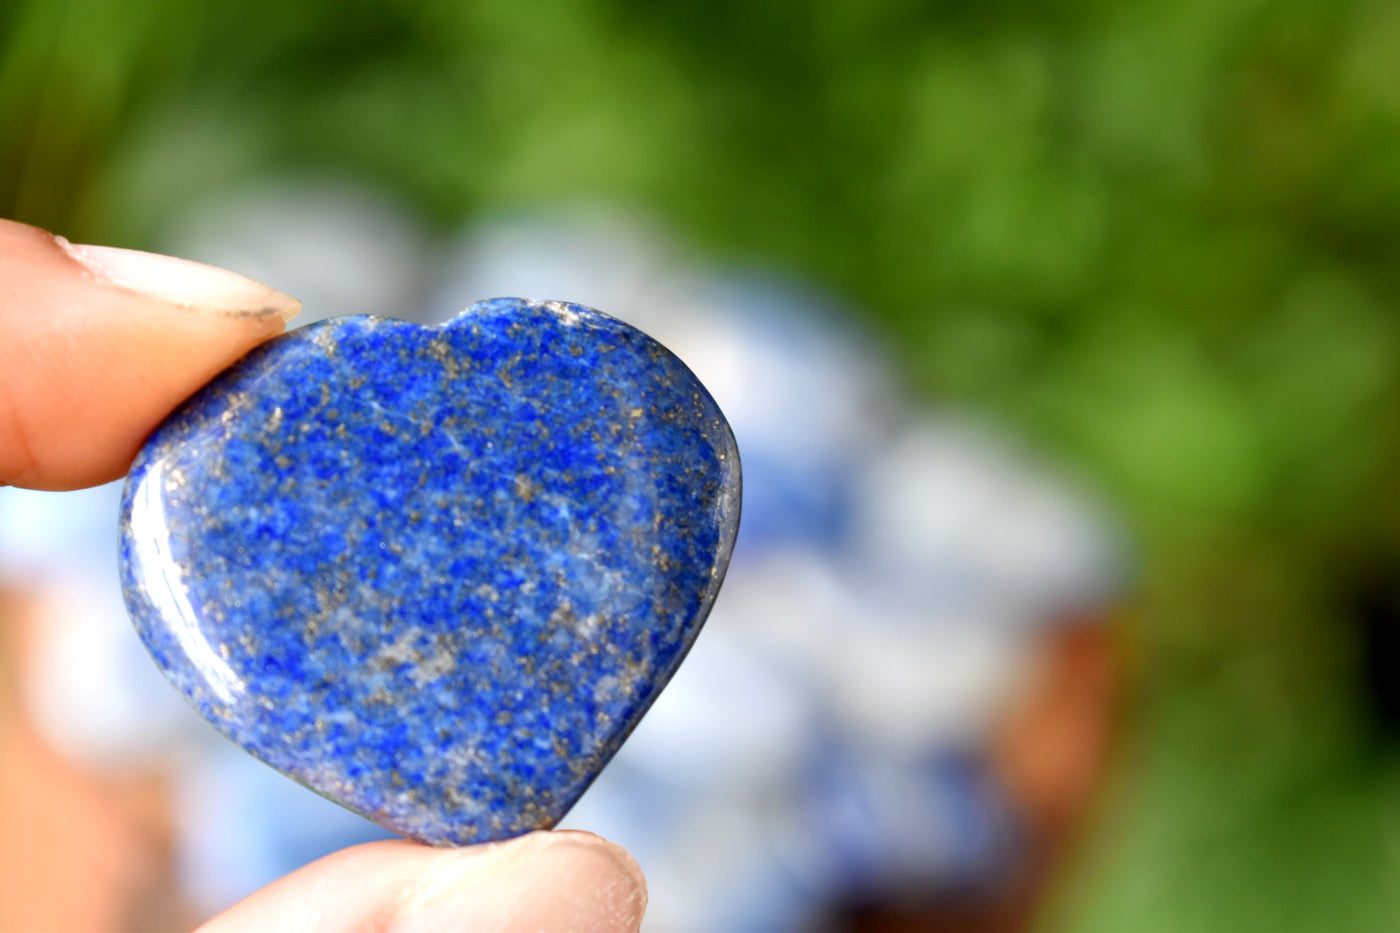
[0, 219, 300, 490]
[198, 831, 649, 933]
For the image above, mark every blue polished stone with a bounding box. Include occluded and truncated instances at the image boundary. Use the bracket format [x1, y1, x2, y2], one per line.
[119, 298, 740, 846]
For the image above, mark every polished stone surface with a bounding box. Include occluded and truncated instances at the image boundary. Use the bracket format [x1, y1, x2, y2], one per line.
[119, 298, 740, 846]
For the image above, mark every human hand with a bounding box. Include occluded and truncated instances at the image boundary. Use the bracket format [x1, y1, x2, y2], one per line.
[0, 218, 649, 932]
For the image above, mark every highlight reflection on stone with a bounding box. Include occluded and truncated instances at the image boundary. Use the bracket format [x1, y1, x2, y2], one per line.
[119, 298, 740, 846]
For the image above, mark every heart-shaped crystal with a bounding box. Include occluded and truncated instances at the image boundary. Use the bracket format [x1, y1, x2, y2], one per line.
[119, 298, 740, 845]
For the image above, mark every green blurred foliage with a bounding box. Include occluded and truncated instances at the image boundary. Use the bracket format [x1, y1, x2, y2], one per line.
[5, 1, 1400, 928]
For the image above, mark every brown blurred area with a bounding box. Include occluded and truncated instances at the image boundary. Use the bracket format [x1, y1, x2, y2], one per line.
[835, 619, 1122, 933]
[0, 590, 198, 933]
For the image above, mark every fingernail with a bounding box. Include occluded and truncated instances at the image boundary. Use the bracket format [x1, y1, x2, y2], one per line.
[61, 240, 301, 321]
[395, 831, 648, 933]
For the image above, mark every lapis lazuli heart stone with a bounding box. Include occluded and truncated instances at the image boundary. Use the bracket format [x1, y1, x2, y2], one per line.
[119, 298, 740, 846]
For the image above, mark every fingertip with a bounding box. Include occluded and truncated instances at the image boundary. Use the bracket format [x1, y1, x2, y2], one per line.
[394, 831, 648, 933]
[199, 832, 648, 933]
[546, 829, 650, 913]
[0, 219, 298, 489]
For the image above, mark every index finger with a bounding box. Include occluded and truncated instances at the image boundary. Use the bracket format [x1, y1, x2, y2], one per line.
[0, 219, 300, 490]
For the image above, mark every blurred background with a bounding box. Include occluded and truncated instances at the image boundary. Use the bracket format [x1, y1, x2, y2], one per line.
[2, 0, 1400, 930]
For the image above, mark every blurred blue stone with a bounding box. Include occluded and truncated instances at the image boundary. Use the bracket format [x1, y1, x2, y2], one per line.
[687, 275, 896, 557]
[803, 744, 1017, 898]
[119, 298, 740, 846]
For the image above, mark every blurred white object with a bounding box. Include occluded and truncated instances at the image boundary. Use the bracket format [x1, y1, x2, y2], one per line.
[1, 483, 200, 771]
[24, 571, 199, 771]
[0, 483, 122, 579]
[162, 177, 431, 325]
[852, 416, 1125, 623]
[428, 210, 695, 330]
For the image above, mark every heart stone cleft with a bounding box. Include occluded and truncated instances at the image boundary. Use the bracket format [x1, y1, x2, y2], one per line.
[119, 297, 741, 846]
